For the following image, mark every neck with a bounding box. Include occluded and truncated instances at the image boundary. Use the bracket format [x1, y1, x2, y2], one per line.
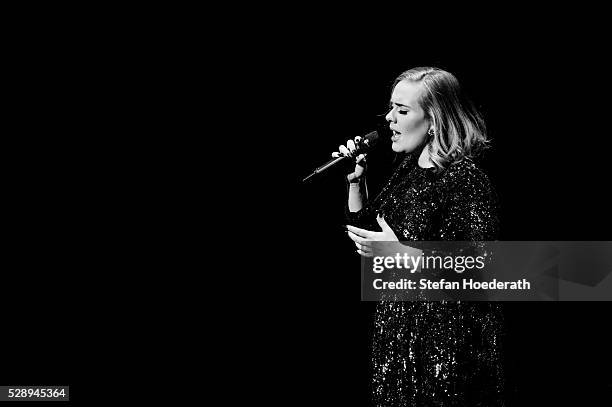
[417, 144, 435, 169]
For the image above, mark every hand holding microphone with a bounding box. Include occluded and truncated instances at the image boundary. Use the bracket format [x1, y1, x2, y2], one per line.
[302, 130, 379, 182]
[331, 136, 368, 183]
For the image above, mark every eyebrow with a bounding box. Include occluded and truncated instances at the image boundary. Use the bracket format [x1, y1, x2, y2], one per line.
[390, 101, 411, 108]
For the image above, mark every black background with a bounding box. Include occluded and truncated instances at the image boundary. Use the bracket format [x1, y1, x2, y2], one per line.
[3, 9, 612, 405]
[268, 28, 612, 405]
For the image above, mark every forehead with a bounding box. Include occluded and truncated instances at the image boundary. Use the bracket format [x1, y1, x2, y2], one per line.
[391, 80, 424, 108]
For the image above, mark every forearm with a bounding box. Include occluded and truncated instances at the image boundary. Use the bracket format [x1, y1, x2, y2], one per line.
[348, 178, 368, 212]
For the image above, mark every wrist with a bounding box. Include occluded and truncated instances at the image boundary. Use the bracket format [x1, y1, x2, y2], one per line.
[347, 174, 363, 184]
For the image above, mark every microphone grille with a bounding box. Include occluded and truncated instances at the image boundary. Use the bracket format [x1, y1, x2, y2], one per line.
[364, 130, 379, 142]
[363, 130, 379, 147]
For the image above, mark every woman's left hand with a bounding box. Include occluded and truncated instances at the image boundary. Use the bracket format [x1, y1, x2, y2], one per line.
[346, 214, 399, 257]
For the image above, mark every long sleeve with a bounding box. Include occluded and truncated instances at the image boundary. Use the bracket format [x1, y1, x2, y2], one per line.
[438, 162, 500, 241]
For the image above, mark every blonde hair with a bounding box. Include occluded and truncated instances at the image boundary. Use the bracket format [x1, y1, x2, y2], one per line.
[393, 67, 489, 170]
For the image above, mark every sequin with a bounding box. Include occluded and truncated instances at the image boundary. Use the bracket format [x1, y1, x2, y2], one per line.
[348, 152, 504, 406]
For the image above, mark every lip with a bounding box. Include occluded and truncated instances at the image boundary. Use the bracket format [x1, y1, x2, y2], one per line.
[390, 128, 401, 142]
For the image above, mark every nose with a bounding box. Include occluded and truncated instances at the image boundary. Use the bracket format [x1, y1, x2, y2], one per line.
[385, 108, 395, 123]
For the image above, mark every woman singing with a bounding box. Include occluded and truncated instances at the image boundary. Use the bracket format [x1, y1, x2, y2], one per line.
[336, 67, 505, 406]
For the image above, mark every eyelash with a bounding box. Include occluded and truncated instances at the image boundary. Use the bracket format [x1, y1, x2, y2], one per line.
[389, 104, 408, 115]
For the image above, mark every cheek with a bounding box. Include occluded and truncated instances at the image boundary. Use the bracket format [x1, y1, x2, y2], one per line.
[399, 114, 426, 132]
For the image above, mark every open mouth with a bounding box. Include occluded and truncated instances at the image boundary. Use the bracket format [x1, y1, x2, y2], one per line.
[391, 129, 401, 141]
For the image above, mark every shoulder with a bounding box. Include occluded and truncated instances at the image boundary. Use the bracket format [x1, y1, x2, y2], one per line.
[438, 158, 496, 197]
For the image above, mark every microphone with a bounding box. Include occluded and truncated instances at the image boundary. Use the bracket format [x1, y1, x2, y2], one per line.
[302, 130, 379, 182]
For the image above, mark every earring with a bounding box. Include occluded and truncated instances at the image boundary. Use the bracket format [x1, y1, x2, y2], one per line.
[427, 128, 435, 137]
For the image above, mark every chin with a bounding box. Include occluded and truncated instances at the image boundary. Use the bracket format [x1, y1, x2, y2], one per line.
[392, 142, 415, 154]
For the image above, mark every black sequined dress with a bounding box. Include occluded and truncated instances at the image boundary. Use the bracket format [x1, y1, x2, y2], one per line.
[348, 151, 505, 407]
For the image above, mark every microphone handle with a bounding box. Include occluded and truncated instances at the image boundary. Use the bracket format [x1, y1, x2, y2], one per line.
[302, 156, 346, 182]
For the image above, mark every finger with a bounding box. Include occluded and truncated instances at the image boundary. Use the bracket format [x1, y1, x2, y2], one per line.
[346, 226, 374, 239]
[339, 145, 350, 156]
[354, 239, 372, 250]
[347, 230, 368, 244]
[348, 233, 374, 254]
[347, 139, 356, 153]
[356, 154, 366, 164]
[332, 151, 341, 158]
[354, 241, 373, 253]
[357, 248, 373, 258]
